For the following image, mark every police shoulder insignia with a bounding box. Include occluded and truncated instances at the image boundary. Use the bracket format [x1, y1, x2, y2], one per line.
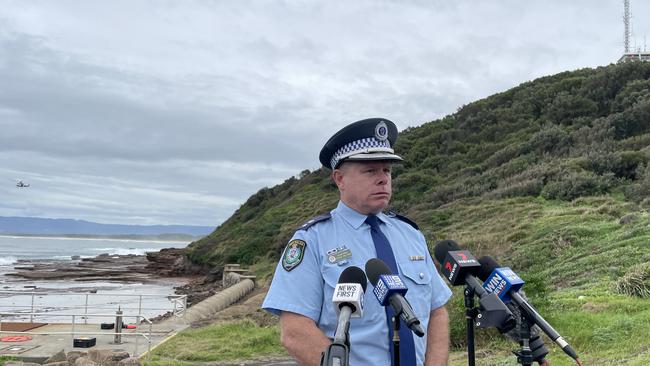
[387, 211, 420, 230]
[282, 239, 307, 272]
[298, 213, 332, 231]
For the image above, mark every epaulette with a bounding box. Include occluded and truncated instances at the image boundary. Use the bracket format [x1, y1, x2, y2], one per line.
[298, 213, 332, 231]
[387, 211, 420, 230]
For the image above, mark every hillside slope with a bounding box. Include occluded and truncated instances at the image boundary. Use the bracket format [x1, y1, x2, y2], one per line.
[182, 62, 650, 364]
[188, 61, 650, 275]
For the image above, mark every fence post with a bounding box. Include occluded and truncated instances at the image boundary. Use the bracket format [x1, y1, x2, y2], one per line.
[138, 295, 143, 320]
[84, 294, 89, 324]
[71, 314, 76, 345]
[30, 293, 35, 323]
[135, 315, 140, 355]
[114, 307, 123, 344]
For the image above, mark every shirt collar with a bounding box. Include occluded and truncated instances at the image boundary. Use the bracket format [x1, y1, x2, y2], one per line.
[335, 200, 390, 229]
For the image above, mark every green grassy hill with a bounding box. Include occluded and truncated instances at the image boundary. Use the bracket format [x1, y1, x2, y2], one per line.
[178, 61, 650, 365]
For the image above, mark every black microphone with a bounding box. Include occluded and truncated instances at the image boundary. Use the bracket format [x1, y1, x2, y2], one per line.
[433, 240, 515, 331]
[365, 258, 425, 337]
[477, 256, 581, 363]
[321, 266, 368, 366]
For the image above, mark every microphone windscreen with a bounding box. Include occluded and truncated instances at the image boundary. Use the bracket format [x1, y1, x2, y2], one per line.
[338, 266, 368, 292]
[365, 258, 391, 286]
[434, 239, 460, 264]
[477, 255, 500, 281]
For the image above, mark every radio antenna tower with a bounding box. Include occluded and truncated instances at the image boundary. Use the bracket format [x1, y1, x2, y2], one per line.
[619, 0, 649, 61]
[624, 0, 631, 53]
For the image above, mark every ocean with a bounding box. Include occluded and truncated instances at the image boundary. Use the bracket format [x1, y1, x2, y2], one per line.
[0, 235, 190, 323]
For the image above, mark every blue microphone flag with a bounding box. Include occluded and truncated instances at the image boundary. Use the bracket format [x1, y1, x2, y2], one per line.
[482, 267, 524, 303]
[373, 274, 408, 306]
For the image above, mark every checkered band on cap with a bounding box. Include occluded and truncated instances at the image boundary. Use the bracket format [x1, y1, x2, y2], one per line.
[330, 137, 393, 169]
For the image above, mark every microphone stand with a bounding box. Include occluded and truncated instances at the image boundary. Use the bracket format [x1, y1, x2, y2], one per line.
[320, 307, 351, 366]
[464, 286, 476, 366]
[512, 311, 533, 366]
[392, 315, 401, 366]
[463, 285, 516, 366]
[320, 340, 349, 366]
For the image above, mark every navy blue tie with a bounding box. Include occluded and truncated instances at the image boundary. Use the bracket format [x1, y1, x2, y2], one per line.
[366, 214, 416, 366]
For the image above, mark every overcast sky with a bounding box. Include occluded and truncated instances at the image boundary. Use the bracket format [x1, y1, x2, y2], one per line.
[1, 1, 649, 227]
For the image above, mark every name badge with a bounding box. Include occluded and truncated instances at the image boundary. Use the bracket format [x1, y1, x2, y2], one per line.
[327, 245, 352, 265]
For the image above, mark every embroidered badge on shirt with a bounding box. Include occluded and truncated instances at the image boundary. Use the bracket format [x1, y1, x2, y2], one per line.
[409, 255, 425, 261]
[326, 245, 352, 266]
[282, 239, 306, 272]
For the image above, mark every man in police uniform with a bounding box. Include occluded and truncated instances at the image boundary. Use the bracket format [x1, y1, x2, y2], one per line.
[262, 118, 452, 366]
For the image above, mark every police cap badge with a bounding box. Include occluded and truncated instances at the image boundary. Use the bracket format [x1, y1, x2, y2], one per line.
[319, 118, 403, 169]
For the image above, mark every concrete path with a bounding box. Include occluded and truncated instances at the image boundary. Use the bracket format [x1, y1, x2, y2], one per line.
[0, 278, 258, 363]
[0, 321, 189, 363]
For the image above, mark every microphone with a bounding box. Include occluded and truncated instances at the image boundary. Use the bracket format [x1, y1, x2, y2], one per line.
[321, 266, 367, 366]
[433, 240, 515, 331]
[477, 256, 581, 363]
[332, 266, 367, 343]
[365, 258, 425, 337]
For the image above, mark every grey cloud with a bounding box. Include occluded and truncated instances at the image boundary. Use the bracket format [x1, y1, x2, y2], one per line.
[0, 0, 649, 226]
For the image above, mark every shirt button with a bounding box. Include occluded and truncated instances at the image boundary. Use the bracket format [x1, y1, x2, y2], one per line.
[419, 272, 425, 279]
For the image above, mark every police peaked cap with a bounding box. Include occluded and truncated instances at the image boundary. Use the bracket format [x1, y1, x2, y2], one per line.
[319, 118, 403, 169]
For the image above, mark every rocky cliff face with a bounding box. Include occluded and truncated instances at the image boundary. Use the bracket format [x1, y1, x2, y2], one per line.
[145, 248, 211, 276]
[7, 248, 211, 284]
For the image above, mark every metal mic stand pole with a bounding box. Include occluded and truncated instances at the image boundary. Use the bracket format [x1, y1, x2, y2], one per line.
[392, 315, 401, 366]
[320, 307, 351, 366]
[320, 340, 349, 366]
[513, 311, 533, 366]
[464, 286, 476, 366]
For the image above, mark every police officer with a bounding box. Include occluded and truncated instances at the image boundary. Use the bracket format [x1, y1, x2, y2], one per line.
[262, 118, 452, 366]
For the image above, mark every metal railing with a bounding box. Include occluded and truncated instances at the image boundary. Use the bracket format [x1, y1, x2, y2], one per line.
[0, 311, 155, 356]
[0, 291, 187, 323]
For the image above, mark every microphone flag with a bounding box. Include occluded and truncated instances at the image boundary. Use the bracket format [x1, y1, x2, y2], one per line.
[333, 282, 365, 318]
[372, 274, 408, 306]
[482, 267, 524, 303]
[440, 250, 481, 286]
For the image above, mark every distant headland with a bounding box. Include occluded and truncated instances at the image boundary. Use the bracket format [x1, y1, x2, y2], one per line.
[0, 216, 214, 240]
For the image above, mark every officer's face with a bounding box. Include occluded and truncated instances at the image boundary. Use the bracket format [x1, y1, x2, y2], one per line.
[333, 160, 392, 215]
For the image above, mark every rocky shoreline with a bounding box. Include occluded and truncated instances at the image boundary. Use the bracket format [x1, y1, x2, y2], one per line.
[5, 247, 221, 307]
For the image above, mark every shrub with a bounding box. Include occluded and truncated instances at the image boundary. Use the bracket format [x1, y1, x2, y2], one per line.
[522, 124, 571, 156]
[614, 151, 648, 179]
[546, 92, 597, 125]
[609, 101, 650, 139]
[584, 149, 622, 175]
[612, 78, 650, 111]
[625, 163, 650, 202]
[580, 61, 650, 112]
[541, 170, 614, 200]
[570, 118, 615, 148]
[485, 143, 522, 168]
[491, 154, 536, 179]
[486, 178, 544, 199]
[613, 263, 650, 298]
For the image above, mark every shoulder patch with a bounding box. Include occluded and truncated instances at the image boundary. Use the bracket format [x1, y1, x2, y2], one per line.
[282, 239, 306, 272]
[387, 211, 420, 230]
[298, 213, 332, 231]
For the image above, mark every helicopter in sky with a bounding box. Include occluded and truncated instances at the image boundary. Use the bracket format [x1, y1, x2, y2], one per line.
[16, 180, 30, 188]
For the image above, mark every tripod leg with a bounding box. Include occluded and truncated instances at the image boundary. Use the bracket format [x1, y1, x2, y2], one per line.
[464, 287, 476, 366]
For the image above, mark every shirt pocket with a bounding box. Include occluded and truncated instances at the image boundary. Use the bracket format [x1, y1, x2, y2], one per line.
[397, 260, 432, 319]
[322, 263, 386, 325]
[399, 260, 432, 285]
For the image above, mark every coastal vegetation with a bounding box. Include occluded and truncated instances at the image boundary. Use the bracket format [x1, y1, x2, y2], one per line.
[146, 320, 285, 364]
[153, 61, 650, 365]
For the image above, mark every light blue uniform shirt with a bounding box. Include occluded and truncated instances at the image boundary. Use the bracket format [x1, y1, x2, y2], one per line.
[263, 201, 452, 366]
